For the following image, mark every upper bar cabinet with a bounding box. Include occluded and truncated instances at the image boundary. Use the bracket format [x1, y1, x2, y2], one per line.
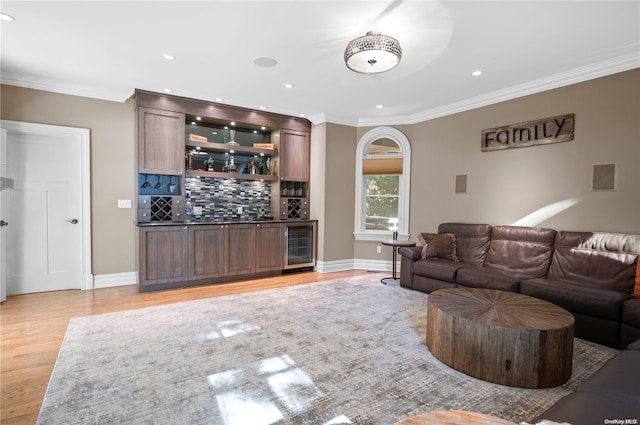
[138, 107, 185, 176]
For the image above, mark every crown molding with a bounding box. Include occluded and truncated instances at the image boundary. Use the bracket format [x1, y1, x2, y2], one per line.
[0, 74, 131, 103]
[3, 50, 638, 127]
[356, 50, 640, 128]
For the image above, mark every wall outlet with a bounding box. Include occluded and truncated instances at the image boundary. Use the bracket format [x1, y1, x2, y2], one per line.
[237, 206, 243, 214]
[117, 199, 132, 209]
[376, 246, 382, 254]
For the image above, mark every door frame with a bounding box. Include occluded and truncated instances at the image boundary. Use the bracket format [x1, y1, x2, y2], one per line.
[0, 120, 93, 290]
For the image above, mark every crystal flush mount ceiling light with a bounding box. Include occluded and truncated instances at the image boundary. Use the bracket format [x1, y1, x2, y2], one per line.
[344, 30, 402, 74]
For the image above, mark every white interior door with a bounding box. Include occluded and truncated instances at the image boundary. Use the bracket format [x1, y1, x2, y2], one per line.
[2, 121, 91, 295]
[1, 128, 10, 302]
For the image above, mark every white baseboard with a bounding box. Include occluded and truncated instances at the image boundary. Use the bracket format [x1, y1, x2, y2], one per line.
[92, 260, 398, 287]
[315, 259, 354, 273]
[93, 272, 137, 289]
[316, 259, 396, 273]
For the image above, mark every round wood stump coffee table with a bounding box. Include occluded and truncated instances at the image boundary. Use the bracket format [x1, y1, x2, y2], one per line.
[394, 410, 516, 425]
[426, 287, 575, 388]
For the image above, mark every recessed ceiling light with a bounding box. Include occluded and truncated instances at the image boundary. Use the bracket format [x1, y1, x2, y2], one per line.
[253, 57, 278, 68]
[230, 121, 236, 126]
[261, 126, 266, 130]
[472, 70, 483, 76]
[259, 106, 267, 110]
[0, 12, 15, 21]
[191, 121, 196, 125]
[299, 113, 306, 117]
[163, 53, 175, 60]
[164, 88, 173, 93]
[196, 116, 201, 121]
[284, 83, 295, 89]
[215, 98, 224, 102]
[376, 104, 384, 109]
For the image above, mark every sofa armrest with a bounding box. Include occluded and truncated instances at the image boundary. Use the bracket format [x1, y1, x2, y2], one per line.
[398, 246, 422, 261]
[399, 246, 421, 290]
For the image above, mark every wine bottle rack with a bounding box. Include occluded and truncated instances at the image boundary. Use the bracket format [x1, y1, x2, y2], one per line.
[287, 198, 302, 219]
[150, 196, 174, 221]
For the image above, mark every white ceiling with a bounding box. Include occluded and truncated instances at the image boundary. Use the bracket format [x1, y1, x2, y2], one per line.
[1, 1, 639, 127]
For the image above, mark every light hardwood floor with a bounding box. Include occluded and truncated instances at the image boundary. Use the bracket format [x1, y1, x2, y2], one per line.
[0, 270, 369, 425]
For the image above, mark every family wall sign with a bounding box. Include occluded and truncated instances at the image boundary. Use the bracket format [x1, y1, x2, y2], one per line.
[481, 113, 575, 152]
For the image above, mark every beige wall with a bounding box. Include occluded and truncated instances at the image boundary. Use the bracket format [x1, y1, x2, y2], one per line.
[1, 84, 136, 275]
[319, 122, 358, 262]
[310, 123, 326, 261]
[2, 68, 639, 275]
[405, 69, 640, 237]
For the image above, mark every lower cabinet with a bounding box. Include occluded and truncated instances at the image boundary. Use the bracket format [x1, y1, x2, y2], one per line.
[139, 222, 285, 290]
[189, 225, 226, 280]
[226, 224, 257, 276]
[139, 226, 189, 287]
[256, 223, 284, 272]
[226, 223, 284, 275]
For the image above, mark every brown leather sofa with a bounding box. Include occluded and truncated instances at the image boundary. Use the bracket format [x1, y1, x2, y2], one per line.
[398, 223, 640, 349]
[535, 339, 640, 424]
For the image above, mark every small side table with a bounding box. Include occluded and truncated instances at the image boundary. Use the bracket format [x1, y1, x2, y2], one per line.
[381, 239, 416, 284]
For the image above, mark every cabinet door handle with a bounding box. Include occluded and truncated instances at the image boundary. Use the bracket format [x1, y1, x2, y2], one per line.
[66, 218, 79, 224]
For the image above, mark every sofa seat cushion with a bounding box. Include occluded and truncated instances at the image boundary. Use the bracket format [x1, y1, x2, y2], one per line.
[521, 278, 630, 320]
[455, 266, 533, 292]
[576, 349, 640, 407]
[537, 390, 640, 425]
[411, 259, 469, 283]
[622, 297, 640, 328]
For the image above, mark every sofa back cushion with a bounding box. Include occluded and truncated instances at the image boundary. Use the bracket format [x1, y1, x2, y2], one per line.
[548, 231, 640, 292]
[485, 226, 556, 277]
[438, 223, 491, 267]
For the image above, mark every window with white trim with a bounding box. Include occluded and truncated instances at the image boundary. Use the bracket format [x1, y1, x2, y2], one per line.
[354, 127, 411, 241]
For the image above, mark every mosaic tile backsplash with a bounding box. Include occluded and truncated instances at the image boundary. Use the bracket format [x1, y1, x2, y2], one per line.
[185, 176, 272, 221]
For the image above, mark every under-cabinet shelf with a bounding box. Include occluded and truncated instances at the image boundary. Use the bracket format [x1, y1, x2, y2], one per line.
[185, 140, 277, 156]
[185, 170, 278, 181]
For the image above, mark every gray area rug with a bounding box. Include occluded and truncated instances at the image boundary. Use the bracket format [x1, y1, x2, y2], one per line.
[37, 274, 619, 425]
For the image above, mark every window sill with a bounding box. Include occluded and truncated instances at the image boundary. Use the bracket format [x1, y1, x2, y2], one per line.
[353, 231, 410, 242]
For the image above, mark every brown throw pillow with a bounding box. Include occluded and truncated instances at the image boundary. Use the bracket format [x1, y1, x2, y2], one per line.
[417, 232, 458, 261]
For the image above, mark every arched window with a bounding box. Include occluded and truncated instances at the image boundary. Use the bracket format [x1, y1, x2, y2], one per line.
[354, 127, 411, 241]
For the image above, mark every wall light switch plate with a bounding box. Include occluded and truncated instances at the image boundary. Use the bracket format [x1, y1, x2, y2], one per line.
[376, 246, 382, 254]
[118, 199, 132, 209]
[193, 206, 203, 216]
[237, 206, 243, 214]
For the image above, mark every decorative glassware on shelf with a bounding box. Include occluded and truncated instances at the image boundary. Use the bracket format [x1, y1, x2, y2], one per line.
[265, 157, 272, 175]
[228, 155, 237, 172]
[225, 129, 239, 146]
[205, 156, 214, 171]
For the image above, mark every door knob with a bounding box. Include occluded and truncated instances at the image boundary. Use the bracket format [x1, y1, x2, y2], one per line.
[0, 220, 7, 227]
[66, 218, 79, 224]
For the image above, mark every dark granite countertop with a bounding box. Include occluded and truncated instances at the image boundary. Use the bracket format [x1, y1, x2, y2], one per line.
[137, 218, 316, 227]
